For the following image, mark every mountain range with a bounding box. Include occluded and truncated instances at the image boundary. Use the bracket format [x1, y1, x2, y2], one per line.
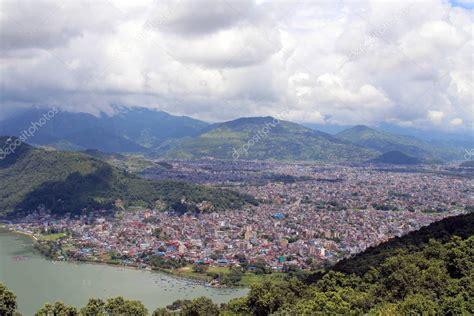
[152, 117, 377, 162]
[153, 117, 465, 163]
[0, 107, 467, 163]
[0, 137, 256, 217]
[0, 107, 208, 153]
[336, 125, 462, 162]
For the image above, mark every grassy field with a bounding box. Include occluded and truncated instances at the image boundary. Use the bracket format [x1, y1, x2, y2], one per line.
[170, 266, 211, 282]
[168, 265, 285, 287]
[240, 272, 286, 286]
[38, 233, 67, 241]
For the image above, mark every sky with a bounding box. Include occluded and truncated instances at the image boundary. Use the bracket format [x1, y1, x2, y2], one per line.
[0, 0, 473, 132]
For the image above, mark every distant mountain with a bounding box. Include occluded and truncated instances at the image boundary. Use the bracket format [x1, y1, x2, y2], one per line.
[98, 107, 209, 148]
[152, 117, 378, 162]
[0, 107, 209, 153]
[378, 122, 474, 148]
[368, 150, 421, 165]
[63, 126, 146, 153]
[2, 107, 464, 162]
[0, 137, 256, 216]
[460, 160, 474, 168]
[81, 149, 126, 161]
[336, 125, 462, 161]
[301, 123, 352, 134]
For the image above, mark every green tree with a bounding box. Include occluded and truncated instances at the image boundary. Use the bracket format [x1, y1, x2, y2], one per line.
[246, 280, 304, 315]
[152, 307, 172, 316]
[396, 294, 439, 315]
[0, 283, 17, 316]
[220, 268, 243, 286]
[166, 299, 191, 311]
[441, 293, 474, 315]
[377, 255, 423, 300]
[35, 301, 78, 316]
[182, 297, 219, 316]
[291, 290, 352, 315]
[80, 298, 106, 316]
[446, 236, 474, 278]
[225, 297, 250, 315]
[104, 297, 148, 316]
[192, 264, 209, 274]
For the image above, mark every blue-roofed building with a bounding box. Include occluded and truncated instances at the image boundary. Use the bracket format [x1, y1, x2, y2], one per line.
[272, 213, 285, 220]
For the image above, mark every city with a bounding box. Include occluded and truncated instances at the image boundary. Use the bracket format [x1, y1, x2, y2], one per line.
[7, 161, 471, 276]
[1, 0, 473, 314]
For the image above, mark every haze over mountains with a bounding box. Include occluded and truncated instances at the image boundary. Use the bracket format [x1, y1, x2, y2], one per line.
[0, 107, 467, 163]
[0, 107, 207, 152]
[336, 125, 462, 162]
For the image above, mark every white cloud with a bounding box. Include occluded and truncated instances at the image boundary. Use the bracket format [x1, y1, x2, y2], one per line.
[166, 24, 282, 68]
[428, 110, 445, 124]
[148, 0, 257, 37]
[0, 0, 472, 132]
[450, 117, 464, 126]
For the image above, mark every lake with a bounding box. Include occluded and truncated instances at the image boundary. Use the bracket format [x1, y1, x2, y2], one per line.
[0, 229, 248, 315]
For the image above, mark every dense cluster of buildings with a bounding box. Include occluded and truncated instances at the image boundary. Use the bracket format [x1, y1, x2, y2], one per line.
[8, 161, 472, 271]
[239, 167, 470, 213]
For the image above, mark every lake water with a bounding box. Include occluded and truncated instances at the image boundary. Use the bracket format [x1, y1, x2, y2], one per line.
[0, 229, 248, 315]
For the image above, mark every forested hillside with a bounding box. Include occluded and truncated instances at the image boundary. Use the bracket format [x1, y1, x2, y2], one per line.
[153, 117, 377, 162]
[0, 137, 257, 216]
[333, 212, 474, 275]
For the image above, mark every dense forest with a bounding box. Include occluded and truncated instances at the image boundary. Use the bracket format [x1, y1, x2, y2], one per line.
[2, 213, 472, 315]
[0, 137, 257, 216]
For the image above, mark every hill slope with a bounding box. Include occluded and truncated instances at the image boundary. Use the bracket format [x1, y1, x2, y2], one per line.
[153, 117, 377, 162]
[225, 212, 474, 315]
[0, 137, 256, 216]
[337, 125, 461, 161]
[460, 160, 474, 168]
[332, 212, 474, 275]
[0, 107, 208, 153]
[368, 150, 421, 165]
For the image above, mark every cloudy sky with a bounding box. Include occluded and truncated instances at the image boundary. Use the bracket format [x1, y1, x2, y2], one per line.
[0, 0, 473, 132]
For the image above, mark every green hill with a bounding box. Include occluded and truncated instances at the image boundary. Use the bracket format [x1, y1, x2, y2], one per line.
[333, 212, 474, 276]
[368, 150, 421, 165]
[0, 137, 256, 216]
[153, 117, 377, 162]
[81, 149, 126, 161]
[337, 125, 461, 161]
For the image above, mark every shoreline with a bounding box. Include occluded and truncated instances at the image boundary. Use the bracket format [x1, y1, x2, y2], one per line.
[1, 227, 244, 288]
[1, 229, 249, 316]
[0, 225, 38, 241]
